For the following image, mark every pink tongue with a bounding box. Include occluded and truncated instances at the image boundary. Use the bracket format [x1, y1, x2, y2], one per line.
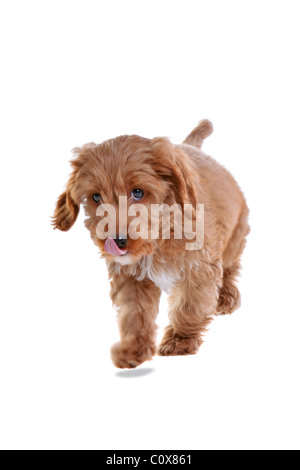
[104, 237, 128, 256]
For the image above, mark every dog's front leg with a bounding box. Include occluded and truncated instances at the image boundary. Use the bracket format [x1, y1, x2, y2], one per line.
[158, 261, 222, 356]
[109, 273, 161, 369]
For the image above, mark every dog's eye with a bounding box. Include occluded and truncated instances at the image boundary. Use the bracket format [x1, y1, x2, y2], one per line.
[92, 193, 102, 203]
[131, 189, 144, 200]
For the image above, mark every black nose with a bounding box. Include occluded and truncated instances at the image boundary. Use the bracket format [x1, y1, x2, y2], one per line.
[114, 237, 127, 249]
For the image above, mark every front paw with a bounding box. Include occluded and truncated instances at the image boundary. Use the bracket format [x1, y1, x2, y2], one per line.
[158, 328, 201, 356]
[111, 337, 156, 369]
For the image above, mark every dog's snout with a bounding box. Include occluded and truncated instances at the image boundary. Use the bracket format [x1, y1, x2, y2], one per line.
[114, 237, 127, 249]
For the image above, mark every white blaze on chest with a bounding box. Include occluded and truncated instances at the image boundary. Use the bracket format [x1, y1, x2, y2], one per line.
[146, 268, 177, 293]
[135, 256, 178, 293]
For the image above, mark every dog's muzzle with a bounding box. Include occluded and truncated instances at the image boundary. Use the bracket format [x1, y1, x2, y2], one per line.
[104, 237, 128, 256]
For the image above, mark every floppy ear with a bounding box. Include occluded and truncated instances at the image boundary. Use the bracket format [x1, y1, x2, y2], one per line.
[150, 138, 198, 207]
[52, 185, 79, 231]
[52, 146, 89, 231]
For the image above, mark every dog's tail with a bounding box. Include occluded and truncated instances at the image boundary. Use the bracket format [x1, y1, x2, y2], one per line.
[183, 119, 213, 149]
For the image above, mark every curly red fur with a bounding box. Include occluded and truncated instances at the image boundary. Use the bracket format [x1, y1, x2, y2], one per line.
[53, 120, 250, 368]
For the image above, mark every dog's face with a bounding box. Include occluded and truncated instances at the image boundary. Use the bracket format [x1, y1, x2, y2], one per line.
[53, 135, 197, 265]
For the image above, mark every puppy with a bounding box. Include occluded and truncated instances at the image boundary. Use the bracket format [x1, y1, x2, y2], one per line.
[52, 120, 249, 369]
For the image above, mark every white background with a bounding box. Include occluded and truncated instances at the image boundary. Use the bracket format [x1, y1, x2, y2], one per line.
[0, 0, 299, 450]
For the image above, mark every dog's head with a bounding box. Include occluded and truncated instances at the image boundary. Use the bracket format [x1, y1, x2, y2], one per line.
[52, 135, 197, 264]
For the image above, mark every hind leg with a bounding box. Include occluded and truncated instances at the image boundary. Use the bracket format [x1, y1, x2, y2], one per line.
[217, 262, 241, 315]
[217, 203, 250, 316]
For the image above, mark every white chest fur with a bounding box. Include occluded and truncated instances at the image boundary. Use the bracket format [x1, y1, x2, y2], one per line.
[134, 256, 178, 293]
